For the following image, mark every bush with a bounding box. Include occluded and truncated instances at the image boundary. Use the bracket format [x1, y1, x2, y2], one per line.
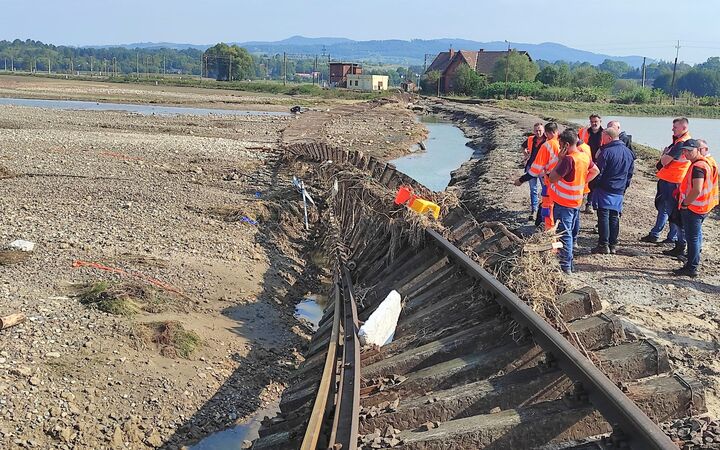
[572, 87, 609, 103]
[479, 81, 543, 99]
[536, 87, 575, 101]
[617, 87, 653, 104]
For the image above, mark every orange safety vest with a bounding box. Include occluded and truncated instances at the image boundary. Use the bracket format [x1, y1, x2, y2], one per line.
[657, 132, 692, 183]
[528, 137, 559, 178]
[679, 156, 719, 215]
[578, 127, 589, 144]
[550, 149, 591, 208]
[707, 154, 720, 206]
[578, 142, 592, 194]
[526, 135, 536, 153]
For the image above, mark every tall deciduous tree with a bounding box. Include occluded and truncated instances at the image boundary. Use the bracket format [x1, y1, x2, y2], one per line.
[535, 64, 571, 87]
[453, 65, 486, 95]
[492, 51, 538, 82]
[204, 43, 254, 81]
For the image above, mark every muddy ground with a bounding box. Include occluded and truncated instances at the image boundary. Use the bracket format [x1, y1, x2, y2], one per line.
[0, 77, 421, 449]
[427, 98, 720, 416]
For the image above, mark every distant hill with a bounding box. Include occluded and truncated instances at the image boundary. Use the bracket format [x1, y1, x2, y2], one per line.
[90, 36, 649, 67]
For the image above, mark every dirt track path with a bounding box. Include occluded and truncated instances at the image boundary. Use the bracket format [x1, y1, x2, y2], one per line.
[427, 99, 720, 415]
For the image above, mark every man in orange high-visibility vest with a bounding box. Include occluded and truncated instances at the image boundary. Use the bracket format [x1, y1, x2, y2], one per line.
[641, 118, 692, 253]
[548, 129, 600, 274]
[515, 122, 559, 230]
[698, 139, 719, 207]
[672, 139, 719, 278]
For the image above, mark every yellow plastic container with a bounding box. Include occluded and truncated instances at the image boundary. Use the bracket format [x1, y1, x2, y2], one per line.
[409, 198, 440, 219]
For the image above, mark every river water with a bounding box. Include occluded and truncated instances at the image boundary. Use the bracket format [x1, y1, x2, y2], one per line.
[390, 117, 473, 191]
[570, 116, 720, 151]
[0, 97, 290, 116]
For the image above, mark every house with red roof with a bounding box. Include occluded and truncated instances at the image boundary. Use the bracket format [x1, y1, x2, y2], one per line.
[425, 49, 532, 94]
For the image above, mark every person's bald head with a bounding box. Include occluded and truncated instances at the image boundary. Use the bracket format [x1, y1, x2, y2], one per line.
[606, 120, 621, 131]
[604, 127, 621, 141]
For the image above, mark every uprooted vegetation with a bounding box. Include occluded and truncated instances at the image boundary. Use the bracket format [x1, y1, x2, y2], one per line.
[131, 321, 202, 359]
[75, 281, 178, 316]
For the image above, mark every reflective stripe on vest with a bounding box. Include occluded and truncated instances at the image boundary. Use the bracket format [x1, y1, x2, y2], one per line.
[679, 157, 719, 214]
[527, 138, 559, 177]
[657, 132, 691, 183]
[707, 155, 720, 205]
[550, 150, 590, 208]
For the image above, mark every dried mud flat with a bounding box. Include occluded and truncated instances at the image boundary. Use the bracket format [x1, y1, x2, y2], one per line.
[0, 78, 420, 449]
[428, 99, 720, 416]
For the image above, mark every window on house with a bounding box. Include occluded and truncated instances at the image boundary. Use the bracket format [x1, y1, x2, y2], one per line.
[355, 80, 358, 86]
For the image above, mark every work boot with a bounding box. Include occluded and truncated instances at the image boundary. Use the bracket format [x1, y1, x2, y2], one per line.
[661, 237, 676, 244]
[640, 234, 661, 243]
[609, 245, 617, 254]
[584, 203, 594, 214]
[672, 266, 698, 278]
[662, 243, 686, 257]
[528, 210, 537, 222]
[591, 244, 610, 255]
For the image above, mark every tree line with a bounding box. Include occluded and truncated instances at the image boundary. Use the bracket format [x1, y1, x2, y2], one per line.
[421, 51, 720, 104]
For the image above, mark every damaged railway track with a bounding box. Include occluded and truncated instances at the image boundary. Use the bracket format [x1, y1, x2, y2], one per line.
[252, 142, 705, 450]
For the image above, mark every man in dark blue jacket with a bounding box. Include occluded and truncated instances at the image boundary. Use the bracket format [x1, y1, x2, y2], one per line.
[590, 125, 635, 254]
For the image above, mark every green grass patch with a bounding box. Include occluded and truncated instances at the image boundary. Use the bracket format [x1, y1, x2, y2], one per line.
[132, 321, 202, 359]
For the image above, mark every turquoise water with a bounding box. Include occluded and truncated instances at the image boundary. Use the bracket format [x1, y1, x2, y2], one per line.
[390, 119, 473, 191]
[0, 97, 289, 116]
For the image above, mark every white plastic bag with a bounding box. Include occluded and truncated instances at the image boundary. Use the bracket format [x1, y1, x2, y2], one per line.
[358, 290, 402, 347]
[8, 240, 35, 252]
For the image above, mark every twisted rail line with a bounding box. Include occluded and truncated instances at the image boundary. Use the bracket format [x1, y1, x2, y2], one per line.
[252, 142, 703, 450]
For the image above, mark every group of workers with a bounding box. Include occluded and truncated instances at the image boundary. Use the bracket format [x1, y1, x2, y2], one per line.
[514, 115, 719, 277]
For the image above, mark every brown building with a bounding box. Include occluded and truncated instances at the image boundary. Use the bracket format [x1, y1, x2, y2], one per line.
[425, 49, 532, 94]
[329, 62, 362, 87]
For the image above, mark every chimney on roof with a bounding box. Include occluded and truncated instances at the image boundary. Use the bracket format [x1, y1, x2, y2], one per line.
[449, 48, 454, 58]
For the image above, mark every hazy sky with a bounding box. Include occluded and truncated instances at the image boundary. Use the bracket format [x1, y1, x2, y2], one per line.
[2, 0, 720, 63]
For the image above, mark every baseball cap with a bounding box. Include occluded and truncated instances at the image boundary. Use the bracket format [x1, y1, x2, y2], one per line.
[680, 139, 700, 150]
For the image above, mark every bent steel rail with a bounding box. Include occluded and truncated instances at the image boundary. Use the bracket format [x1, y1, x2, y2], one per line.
[426, 229, 676, 450]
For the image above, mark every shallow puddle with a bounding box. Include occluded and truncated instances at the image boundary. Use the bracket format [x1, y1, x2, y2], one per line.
[189, 401, 280, 449]
[294, 295, 326, 331]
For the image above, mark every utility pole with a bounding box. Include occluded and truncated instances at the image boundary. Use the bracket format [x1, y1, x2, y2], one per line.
[70, 58, 73, 75]
[90, 56, 93, 75]
[3, 58, 5, 71]
[228, 58, 232, 81]
[136, 53, 139, 79]
[314, 54, 318, 84]
[163, 55, 166, 75]
[641, 57, 646, 88]
[670, 40, 680, 102]
[283, 52, 287, 86]
[112, 57, 117, 77]
[11, 56, 13, 72]
[504, 40, 511, 99]
[48, 57, 51, 74]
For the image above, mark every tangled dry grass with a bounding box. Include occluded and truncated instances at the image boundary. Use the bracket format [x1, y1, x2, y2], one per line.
[131, 321, 202, 359]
